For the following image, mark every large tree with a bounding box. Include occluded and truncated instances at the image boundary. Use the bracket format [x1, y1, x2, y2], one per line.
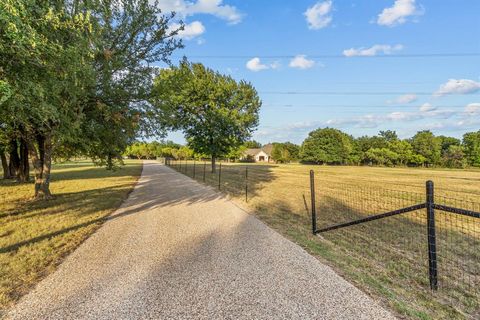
[73, 0, 182, 169]
[271, 142, 300, 163]
[300, 128, 353, 164]
[151, 61, 262, 172]
[410, 130, 441, 166]
[0, 0, 182, 198]
[1, 0, 95, 197]
[463, 131, 480, 167]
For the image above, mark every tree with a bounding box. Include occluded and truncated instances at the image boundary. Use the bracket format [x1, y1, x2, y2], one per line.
[244, 140, 262, 148]
[226, 145, 247, 161]
[152, 61, 262, 172]
[442, 145, 467, 168]
[0, 0, 182, 198]
[379, 130, 398, 142]
[73, 0, 182, 169]
[364, 148, 399, 166]
[300, 128, 353, 164]
[438, 136, 461, 157]
[177, 146, 194, 159]
[388, 139, 414, 166]
[410, 131, 441, 166]
[355, 135, 388, 164]
[462, 131, 480, 167]
[1, 0, 95, 197]
[271, 142, 299, 163]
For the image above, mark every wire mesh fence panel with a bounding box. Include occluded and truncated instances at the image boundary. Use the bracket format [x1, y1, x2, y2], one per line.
[433, 195, 480, 315]
[312, 174, 480, 319]
[165, 159, 480, 319]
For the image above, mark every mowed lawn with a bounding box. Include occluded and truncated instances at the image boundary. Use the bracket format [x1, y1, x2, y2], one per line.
[0, 160, 142, 313]
[170, 160, 480, 320]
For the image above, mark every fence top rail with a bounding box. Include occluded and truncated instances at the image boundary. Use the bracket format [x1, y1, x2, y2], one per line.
[433, 204, 480, 219]
[315, 203, 427, 234]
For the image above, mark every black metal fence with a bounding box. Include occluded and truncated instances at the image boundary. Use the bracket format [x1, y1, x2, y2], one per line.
[166, 159, 480, 317]
[165, 157, 311, 216]
[310, 170, 480, 293]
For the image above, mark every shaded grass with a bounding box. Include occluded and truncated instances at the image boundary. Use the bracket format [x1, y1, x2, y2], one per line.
[170, 160, 480, 320]
[0, 160, 142, 313]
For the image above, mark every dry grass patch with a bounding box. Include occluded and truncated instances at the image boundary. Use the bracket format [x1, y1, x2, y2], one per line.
[171, 160, 480, 320]
[0, 160, 142, 313]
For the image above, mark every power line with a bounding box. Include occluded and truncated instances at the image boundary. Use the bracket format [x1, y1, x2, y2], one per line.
[263, 104, 470, 108]
[174, 53, 480, 59]
[259, 91, 480, 95]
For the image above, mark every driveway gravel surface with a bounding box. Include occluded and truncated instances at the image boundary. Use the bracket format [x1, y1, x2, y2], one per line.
[7, 161, 395, 319]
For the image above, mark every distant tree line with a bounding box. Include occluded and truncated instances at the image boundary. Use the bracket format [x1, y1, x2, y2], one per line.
[146, 127, 480, 169]
[124, 141, 193, 160]
[298, 128, 480, 168]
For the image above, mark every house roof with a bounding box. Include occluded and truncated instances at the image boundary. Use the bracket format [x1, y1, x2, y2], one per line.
[243, 144, 273, 157]
[262, 144, 273, 156]
[243, 148, 262, 156]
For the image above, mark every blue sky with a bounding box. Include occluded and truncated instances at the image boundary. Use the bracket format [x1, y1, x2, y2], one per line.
[156, 0, 480, 145]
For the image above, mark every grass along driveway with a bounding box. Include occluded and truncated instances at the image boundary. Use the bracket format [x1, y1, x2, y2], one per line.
[169, 160, 480, 320]
[0, 160, 142, 314]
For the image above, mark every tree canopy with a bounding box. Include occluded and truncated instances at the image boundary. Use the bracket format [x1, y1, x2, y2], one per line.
[300, 128, 353, 164]
[295, 128, 478, 168]
[151, 61, 261, 171]
[0, 0, 183, 198]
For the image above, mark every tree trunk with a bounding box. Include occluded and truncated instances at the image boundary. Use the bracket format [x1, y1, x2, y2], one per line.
[1, 150, 11, 179]
[28, 134, 54, 200]
[211, 155, 216, 173]
[17, 138, 29, 182]
[9, 139, 20, 178]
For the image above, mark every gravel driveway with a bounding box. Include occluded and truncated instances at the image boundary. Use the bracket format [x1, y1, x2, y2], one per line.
[7, 161, 395, 319]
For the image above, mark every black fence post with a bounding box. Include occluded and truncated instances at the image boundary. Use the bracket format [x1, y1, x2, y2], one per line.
[193, 159, 196, 178]
[426, 180, 438, 290]
[245, 166, 248, 202]
[185, 158, 188, 175]
[218, 163, 222, 190]
[310, 170, 317, 235]
[203, 161, 206, 182]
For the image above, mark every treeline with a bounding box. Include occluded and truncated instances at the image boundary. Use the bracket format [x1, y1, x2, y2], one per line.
[131, 128, 480, 169]
[124, 141, 192, 160]
[298, 128, 480, 168]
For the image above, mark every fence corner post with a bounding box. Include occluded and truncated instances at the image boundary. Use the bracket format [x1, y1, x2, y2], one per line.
[310, 170, 317, 235]
[193, 159, 196, 178]
[203, 161, 206, 182]
[218, 163, 222, 190]
[426, 180, 438, 291]
[245, 166, 248, 202]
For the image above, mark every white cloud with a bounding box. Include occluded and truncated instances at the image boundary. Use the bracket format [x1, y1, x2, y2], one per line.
[157, 0, 243, 24]
[343, 44, 403, 57]
[304, 1, 333, 30]
[377, 0, 422, 27]
[270, 61, 281, 70]
[246, 58, 268, 72]
[246, 57, 280, 72]
[289, 55, 315, 69]
[326, 108, 456, 129]
[170, 21, 205, 39]
[434, 79, 480, 96]
[465, 103, 480, 115]
[388, 93, 417, 104]
[419, 103, 436, 112]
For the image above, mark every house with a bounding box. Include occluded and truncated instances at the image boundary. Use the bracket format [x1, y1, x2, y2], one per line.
[241, 144, 273, 162]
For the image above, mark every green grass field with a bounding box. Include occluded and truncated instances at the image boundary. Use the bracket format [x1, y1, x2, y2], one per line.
[0, 160, 142, 314]
[170, 160, 480, 320]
